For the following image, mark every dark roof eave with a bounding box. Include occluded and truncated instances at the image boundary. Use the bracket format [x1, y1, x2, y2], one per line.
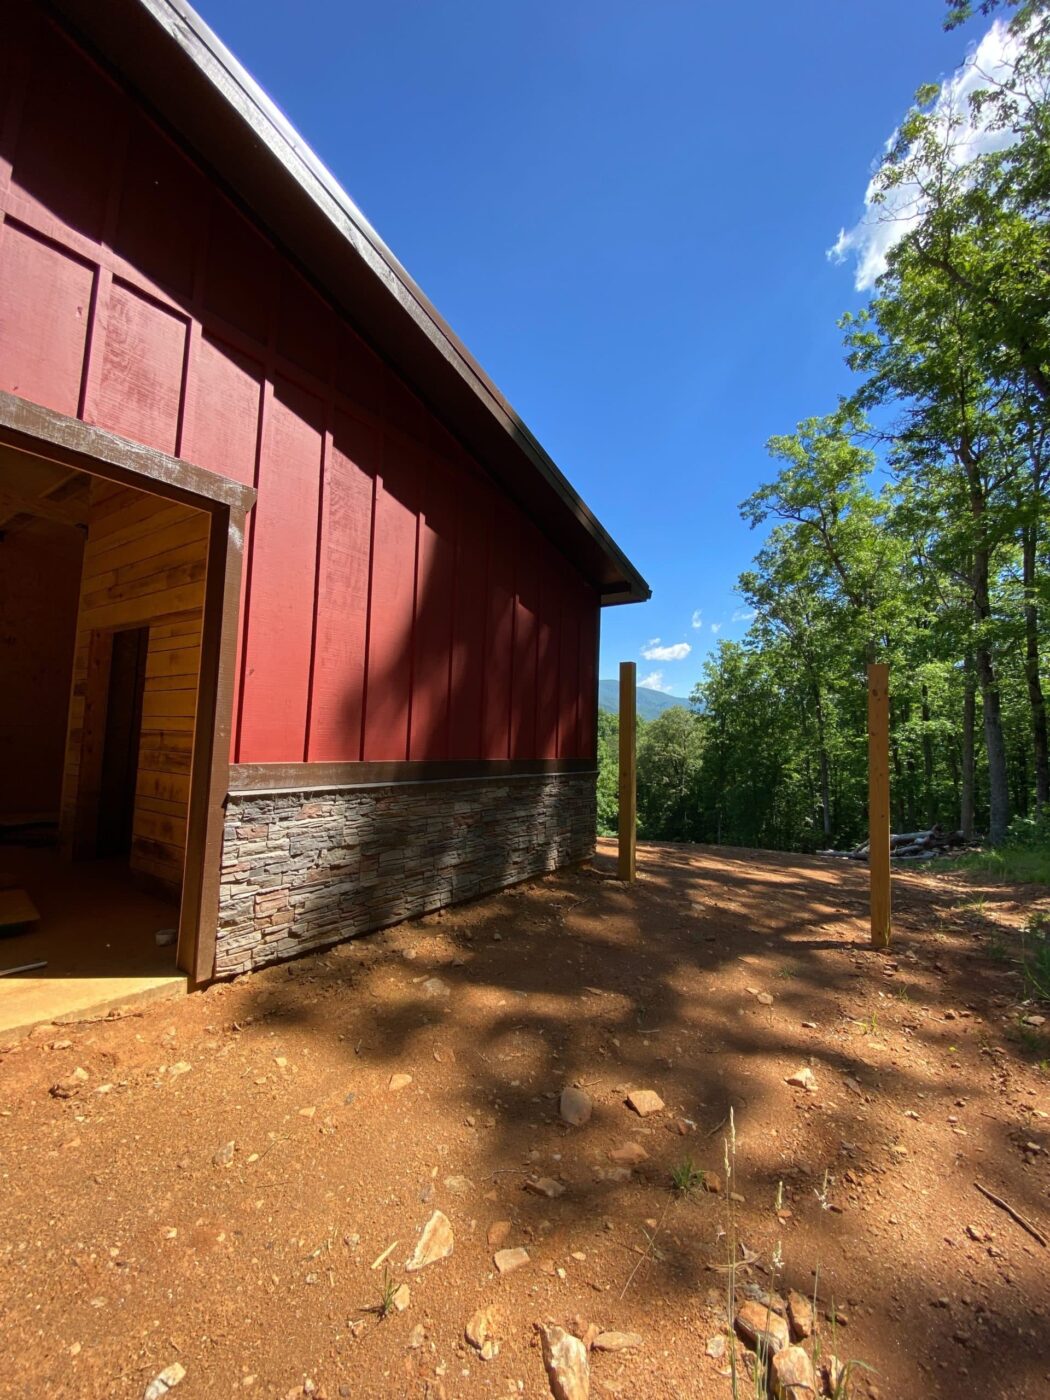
[48, 0, 650, 606]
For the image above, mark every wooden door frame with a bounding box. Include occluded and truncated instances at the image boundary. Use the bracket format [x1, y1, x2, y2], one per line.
[0, 390, 256, 984]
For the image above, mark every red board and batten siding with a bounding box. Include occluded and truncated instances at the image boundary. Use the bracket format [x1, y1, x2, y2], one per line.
[0, 2, 600, 767]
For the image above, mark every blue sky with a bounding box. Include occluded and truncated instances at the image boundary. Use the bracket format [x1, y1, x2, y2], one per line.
[201, 0, 991, 697]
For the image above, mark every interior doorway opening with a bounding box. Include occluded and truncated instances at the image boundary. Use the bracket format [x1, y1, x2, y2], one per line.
[0, 443, 210, 1034]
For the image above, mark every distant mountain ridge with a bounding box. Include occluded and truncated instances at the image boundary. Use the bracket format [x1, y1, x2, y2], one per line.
[597, 679, 692, 721]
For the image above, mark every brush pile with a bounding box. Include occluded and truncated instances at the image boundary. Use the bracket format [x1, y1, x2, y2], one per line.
[819, 824, 969, 863]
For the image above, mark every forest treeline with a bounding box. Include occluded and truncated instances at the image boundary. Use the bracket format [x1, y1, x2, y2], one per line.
[600, 0, 1050, 856]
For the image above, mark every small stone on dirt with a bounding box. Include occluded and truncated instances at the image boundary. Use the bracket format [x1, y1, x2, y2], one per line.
[539, 1323, 590, 1400]
[51, 1069, 88, 1098]
[608, 1142, 648, 1165]
[487, 1219, 512, 1249]
[391, 1283, 411, 1311]
[734, 1301, 790, 1355]
[785, 1067, 816, 1091]
[703, 1171, 723, 1194]
[592, 1331, 642, 1352]
[526, 1176, 566, 1198]
[422, 977, 450, 998]
[705, 1335, 726, 1360]
[786, 1290, 814, 1340]
[388, 1073, 413, 1092]
[143, 1363, 186, 1400]
[212, 1140, 235, 1167]
[407, 1324, 426, 1349]
[626, 1089, 665, 1117]
[756, 992, 774, 1006]
[823, 1356, 846, 1393]
[405, 1210, 454, 1271]
[771, 1344, 816, 1399]
[494, 1246, 530, 1274]
[1023, 1015, 1046, 1027]
[560, 1086, 593, 1126]
[466, 1307, 499, 1360]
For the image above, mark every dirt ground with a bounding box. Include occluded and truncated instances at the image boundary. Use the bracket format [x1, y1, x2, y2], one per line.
[1, 837, 1048, 1400]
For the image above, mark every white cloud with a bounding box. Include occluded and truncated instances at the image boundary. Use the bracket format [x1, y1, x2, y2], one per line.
[732, 607, 756, 624]
[691, 609, 703, 629]
[639, 670, 674, 692]
[829, 18, 1024, 290]
[711, 622, 722, 635]
[641, 638, 691, 662]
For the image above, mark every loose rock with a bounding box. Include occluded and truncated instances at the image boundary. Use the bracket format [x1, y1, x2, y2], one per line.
[466, 1306, 499, 1360]
[143, 1363, 186, 1400]
[391, 1283, 411, 1311]
[626, 1089, 665, 1117]
[608, 1142, 648, 1165]
[422, 977, 450, 998]
[212, 1141, 235, 1168]
[705, 1334, 726, 1360]
[388, 1073, 413, 1092]
[494, 1246, 530, 1275]
[771, 1344, 816, 1399]
[734, 1301, 790, 1355]
[51, 1066, 89, 1099]
[823, 1356, 846, 1394]
[539, 1323, 590, 1400]
[592, 1331, 642, 1352]
[405, 1210, 454, 1271]
[786, 1290, 814, 1340]
[526, 1177, 566, 1199]
[560, 1086, 593, 1126]
[785, 1067, 816, 1092]
[487, 1219, 512, 1249]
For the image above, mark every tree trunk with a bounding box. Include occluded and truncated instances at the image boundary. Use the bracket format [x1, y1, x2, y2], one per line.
[1022, 521, 1050, 812]
[961, 654, 976, 841]
[962, 441, 1010, 844]
[975, 631, 1010, 844]
[814, 686, 832, 840]
[921, 684, 936, 826]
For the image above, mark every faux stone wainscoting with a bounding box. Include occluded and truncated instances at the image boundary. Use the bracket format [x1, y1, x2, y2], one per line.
[213, 771, 597, 976]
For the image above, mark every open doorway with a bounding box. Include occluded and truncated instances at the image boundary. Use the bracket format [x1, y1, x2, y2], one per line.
[98, 626, 149, 859]
[0, 445, 209, 1033]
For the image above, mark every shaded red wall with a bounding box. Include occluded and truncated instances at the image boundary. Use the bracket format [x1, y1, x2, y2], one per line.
[0, 3, 599, 766]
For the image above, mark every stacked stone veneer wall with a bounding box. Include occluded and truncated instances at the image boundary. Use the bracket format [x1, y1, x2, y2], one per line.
[214, 771, 597, 976]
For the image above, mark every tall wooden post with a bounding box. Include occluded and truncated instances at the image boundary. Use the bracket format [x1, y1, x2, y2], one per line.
[618, 660, 637, 881]
[867, 662, 891, 948]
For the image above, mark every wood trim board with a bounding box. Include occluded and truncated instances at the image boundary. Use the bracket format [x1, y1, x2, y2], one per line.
[227, 757, 596, 795]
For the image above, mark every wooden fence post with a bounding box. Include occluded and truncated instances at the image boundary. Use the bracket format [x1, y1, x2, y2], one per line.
[868, 662, 891, 948]
[618, 660, 637, 882]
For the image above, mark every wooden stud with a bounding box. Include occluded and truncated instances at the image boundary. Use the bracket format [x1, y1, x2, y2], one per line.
[868, 662, 891, 948]
[618, 660, 637, 882]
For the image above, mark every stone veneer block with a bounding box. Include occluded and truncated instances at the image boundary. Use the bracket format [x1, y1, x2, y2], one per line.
[214, 771, 596, 976]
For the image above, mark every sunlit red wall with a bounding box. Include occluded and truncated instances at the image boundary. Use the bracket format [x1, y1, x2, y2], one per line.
[0, 3, 600, 767]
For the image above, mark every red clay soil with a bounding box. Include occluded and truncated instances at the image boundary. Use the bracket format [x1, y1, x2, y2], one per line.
[1, 838, 1048, 1400]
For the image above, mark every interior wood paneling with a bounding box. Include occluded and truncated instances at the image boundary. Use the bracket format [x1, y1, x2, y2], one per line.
[61, 479, 207, 893]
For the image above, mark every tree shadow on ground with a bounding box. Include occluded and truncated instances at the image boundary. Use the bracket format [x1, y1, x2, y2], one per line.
[212, 838, 1050, 1398]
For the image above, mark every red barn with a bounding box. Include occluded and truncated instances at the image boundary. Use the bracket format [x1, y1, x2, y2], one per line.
[0, 0, 647, 1015]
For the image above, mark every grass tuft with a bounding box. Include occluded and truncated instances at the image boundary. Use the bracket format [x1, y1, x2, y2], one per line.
[670, 1156, 706, 1194]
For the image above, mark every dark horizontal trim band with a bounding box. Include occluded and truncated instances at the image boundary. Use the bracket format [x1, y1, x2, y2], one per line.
[227, 757, 596, 795]
[0, 390, 258, 514]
